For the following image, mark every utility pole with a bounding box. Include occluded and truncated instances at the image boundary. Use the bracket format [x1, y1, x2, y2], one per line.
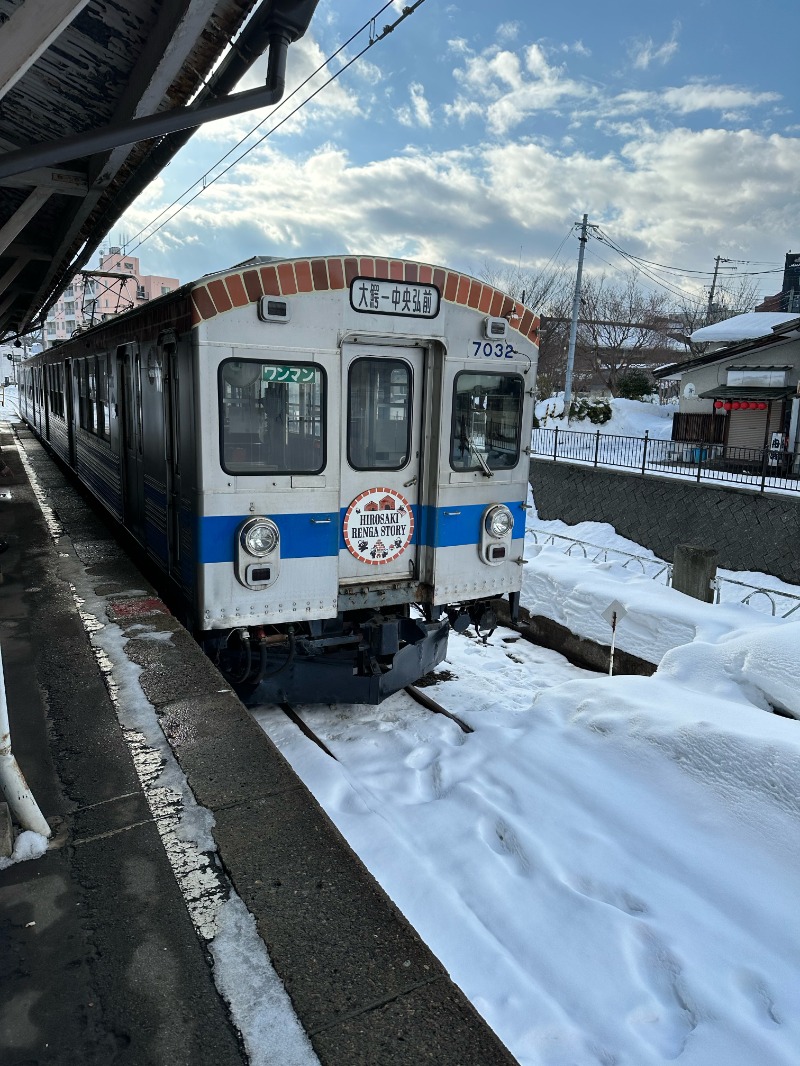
[705, 255, 731, 324]
[564, 214, 589, 420]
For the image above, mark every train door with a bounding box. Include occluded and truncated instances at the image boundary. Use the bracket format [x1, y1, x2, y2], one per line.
[161, 334, 182, 581]
[42, 364, 50, 440]
[116, 344, 146, 542]
[64, 360, 76, 465]
[339, 343, 423, 581]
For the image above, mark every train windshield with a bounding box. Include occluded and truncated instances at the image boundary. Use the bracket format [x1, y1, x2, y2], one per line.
[219, 359, 325, 474]
[450, 371, 523, 471]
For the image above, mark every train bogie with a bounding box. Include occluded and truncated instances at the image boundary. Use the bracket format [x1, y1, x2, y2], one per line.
[21, 255, 539, 703]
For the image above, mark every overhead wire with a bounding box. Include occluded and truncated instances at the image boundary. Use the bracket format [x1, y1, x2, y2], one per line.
[585, 229, 703, 302]
[121, 1, 411, 257]
[539, 226, 578, 275]
[591, 230, 783, 279]
[590, 227, 782, 307]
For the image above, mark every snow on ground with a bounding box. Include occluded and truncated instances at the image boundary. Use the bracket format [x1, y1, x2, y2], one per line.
[255, 599, 800, 1065]
[9, 385, 800, 1064]
[254, 397, 800, 1066]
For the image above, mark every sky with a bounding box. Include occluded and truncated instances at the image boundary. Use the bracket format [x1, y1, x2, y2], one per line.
[6, 390, 800, 1065]
[109, 0, 800, 311]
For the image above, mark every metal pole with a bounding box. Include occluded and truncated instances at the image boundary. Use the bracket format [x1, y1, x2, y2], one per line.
[705, 256, 731, 325]
[564, 214, 588, 421]
[608, 615, 617, 676]
[0, 33, 291, 181]
[0, 645, 51, 838]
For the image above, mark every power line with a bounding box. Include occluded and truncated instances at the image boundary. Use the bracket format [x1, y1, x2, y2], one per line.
[585, 232, 701, 302]
[592, 233, 783, 279]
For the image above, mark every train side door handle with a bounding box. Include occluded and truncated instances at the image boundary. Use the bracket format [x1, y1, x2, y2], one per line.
[310, 517, 331, 524]
[403, 475, 417, 486]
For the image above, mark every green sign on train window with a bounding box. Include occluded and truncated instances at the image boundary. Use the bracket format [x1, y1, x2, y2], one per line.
[261, 365, 316, 383]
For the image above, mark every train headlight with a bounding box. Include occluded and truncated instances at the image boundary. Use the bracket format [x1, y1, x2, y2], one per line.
[485, 505, 513, 539]
[241, 517, 279, 557]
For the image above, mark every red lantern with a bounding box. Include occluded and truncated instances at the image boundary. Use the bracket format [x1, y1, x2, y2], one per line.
[758, 402, 767, 410]
[724, 401, 733, 411]
[731, 402, 740, 410]
[743, 402, 753, 410]
[714, 400, 723, 408]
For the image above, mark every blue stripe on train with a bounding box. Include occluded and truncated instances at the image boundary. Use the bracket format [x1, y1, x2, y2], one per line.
[197, 502, 524, 564]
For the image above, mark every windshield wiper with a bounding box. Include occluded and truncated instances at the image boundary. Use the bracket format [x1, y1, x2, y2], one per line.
[467, 437, 493, 478]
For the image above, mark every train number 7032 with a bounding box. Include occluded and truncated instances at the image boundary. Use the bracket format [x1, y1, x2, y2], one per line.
[471, 340, 515, 359]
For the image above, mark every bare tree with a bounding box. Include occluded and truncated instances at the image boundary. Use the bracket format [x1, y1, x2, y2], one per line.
[667, 273, 762, 358]
[711, 272, 761, 319]
[576, 271, 671, 395]
[479, 261, 573, 316]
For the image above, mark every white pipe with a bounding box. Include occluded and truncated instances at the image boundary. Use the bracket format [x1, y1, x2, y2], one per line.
[0, 646, 51, 838]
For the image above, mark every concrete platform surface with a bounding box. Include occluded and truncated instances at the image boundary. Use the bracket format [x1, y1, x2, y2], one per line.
[0, 424, 516, 1066]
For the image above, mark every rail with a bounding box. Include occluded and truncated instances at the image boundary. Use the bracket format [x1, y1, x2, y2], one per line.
[527, 527, 800, 619]
[530, 426, 800, 495]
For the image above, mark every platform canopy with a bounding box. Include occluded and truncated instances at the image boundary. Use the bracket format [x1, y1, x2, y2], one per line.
[0, 0, 319, 342]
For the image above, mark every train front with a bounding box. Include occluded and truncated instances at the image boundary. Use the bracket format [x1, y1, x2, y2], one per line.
[193, 256, 539, 702]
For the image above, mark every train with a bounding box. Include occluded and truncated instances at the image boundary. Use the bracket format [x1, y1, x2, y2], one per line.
[19, 254, 539, 702]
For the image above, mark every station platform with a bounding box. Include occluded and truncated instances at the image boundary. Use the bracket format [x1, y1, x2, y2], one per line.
[0, 423, 515, 1066]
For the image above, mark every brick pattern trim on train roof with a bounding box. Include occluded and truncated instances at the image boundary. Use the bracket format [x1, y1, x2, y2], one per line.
[189, 255, 540, 344]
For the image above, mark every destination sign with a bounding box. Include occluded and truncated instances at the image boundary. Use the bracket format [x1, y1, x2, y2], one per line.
[350, 277, 440, 319]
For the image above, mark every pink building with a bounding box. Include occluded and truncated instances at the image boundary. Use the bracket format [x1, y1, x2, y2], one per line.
[45, 248, 179, 348]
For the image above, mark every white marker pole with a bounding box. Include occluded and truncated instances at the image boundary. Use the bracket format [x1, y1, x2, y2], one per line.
[600, 600, 627, 678]
[0, 646, 51, 838]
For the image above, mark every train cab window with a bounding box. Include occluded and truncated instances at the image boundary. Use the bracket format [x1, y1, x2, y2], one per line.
[219, 359, 325, 474]
[450, 372, 523, 472]
[347, 359, 411, 470]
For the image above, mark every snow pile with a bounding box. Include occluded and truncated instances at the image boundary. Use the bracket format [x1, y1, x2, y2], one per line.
[659, 622, 800, 720]
[0, 829, 48, 870]
[536, 395, 674, 438]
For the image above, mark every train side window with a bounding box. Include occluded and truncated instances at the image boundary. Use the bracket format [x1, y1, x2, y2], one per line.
[96, 354, 111, 441]
[48, 365, 64, 419]
[219, 359, 325, 474]
[347, 359, 411, 470]
[450, 372, 523, 472]
[77, 360, 95, 432]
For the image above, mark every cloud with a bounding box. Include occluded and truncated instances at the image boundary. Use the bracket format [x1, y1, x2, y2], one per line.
[120, 126, 800, 294]
[497, 21, 520, 43]
[448, 44, 591, 134]
[117, 19, 797, 302]
[606, 82, 781, 119]
[397, 82, 433, 128]
[629, 24, 681, 70]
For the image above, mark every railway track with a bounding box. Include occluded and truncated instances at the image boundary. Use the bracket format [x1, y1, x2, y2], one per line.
[267, 618, 567, 759]
[275, 680, 476, 759]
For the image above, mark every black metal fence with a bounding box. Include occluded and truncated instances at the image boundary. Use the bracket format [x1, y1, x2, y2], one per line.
[531, 427, 800, 495]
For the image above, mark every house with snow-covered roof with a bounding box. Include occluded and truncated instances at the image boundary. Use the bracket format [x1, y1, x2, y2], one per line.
[653, 313, 800, 472]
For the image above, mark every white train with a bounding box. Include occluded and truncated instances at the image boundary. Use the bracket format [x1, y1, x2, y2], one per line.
[20, 254, 539, 701]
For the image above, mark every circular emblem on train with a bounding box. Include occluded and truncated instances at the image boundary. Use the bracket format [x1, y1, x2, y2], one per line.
[343, 487, 414, 565]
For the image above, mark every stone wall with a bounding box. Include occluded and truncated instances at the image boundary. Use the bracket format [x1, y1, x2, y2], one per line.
[529, 459, 800, 586]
